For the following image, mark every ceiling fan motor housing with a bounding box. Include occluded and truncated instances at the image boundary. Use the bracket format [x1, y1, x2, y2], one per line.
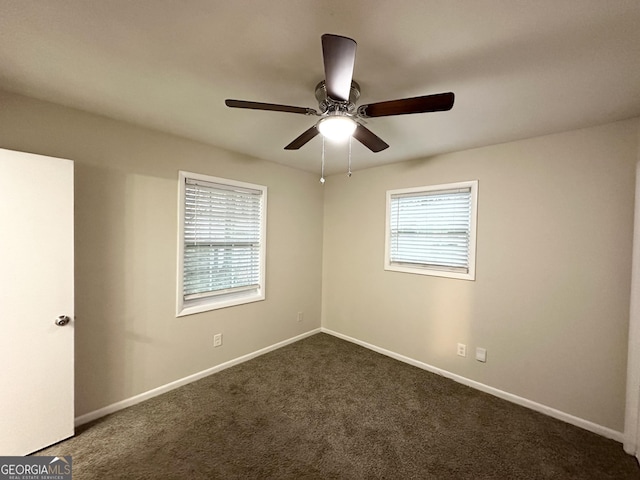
[315, 80, 360, 115]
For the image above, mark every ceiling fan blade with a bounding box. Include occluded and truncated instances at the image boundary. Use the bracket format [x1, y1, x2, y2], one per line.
[226, 99, 318, 115]
[322, 34, 357, 102]
[284, 125, 320, 150]
[353, 124, 389, 153]
[358, 92, 455, 118]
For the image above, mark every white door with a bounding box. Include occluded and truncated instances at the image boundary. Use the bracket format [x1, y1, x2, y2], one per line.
[0, 148, 74, 455]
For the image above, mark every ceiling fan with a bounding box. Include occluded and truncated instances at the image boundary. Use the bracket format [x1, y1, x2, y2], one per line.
[225, 34, 455, 153]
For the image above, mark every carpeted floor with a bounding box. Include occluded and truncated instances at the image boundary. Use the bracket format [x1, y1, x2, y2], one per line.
[37, 333, 639, 479]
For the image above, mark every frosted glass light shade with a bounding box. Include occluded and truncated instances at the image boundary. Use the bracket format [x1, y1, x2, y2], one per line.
[318, 116, 357, 142]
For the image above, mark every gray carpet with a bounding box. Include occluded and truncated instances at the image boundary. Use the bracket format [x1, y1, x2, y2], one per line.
[37, 333, 639, 479]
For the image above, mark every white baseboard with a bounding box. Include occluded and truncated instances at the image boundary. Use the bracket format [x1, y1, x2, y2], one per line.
[321, 327, 624, 443]
[75, 328, 321, 427]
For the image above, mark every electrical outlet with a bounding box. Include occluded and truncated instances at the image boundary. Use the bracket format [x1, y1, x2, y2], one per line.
[213, 333, 222, 347]
[457, 343, 466, 357]
[476, 347, 487, 363]
[297, 312, 304, 322]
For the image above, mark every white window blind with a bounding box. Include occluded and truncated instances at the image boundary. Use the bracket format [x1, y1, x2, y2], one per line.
[179, 174, 266, 314]
[386, 181, 477, 280]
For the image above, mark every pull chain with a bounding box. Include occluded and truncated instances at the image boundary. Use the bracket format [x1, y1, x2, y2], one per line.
[320, 136, 325, 184]
[347, 136, 352, 177]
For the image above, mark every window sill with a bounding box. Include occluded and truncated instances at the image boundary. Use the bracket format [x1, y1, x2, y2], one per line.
[384, 263, 475, 281]
[176, 290, 265, 317]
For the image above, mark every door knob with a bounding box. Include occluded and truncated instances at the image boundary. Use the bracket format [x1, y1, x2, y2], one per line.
[55, 315, 71, 326]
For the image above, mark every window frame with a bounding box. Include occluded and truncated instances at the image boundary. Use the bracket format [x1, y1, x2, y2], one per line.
[176, 171, 267, 316]
[384, 180, 478, 281]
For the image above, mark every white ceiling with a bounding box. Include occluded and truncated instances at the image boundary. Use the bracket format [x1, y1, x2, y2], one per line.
[1, 0, 639, 175]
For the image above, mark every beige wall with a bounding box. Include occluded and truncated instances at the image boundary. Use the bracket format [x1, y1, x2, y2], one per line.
[322, 119, 639, 432]
[0, 90, 324, 417]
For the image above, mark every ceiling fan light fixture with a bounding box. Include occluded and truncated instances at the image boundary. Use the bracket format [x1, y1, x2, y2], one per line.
[318, 114, 357, 142]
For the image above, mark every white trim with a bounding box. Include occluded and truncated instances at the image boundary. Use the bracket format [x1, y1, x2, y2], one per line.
[321, 327, 624, 443]
[624, 157, 640, 456]
[75, 328, 321, 427]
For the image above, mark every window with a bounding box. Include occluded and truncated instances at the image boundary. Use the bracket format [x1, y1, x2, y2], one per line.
[177, 171, 267, 316]
[385, 180, 478, 280]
